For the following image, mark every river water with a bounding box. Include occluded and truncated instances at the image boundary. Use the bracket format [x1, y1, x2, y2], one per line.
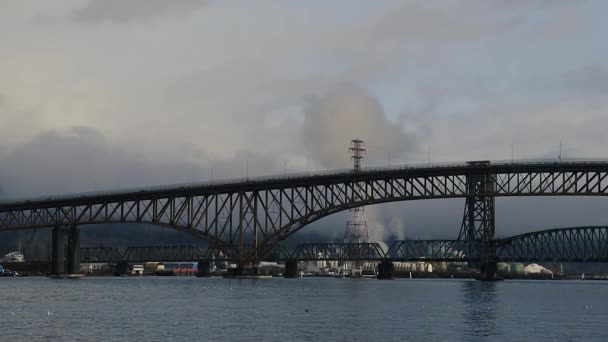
[0, 277, 606, 341]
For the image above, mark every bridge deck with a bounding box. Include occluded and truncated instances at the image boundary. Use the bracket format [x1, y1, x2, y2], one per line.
[2, 159, 607, 209]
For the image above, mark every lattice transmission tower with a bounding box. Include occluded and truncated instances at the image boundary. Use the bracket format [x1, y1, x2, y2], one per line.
[343, 139, 370, 244]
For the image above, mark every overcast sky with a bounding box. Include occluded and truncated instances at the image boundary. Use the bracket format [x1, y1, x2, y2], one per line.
[1, 0, 608, 242]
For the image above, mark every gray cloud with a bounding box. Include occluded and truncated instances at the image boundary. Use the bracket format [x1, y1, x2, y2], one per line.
[70, 0, 211, 23]
[530, 64, 608, 98]
[562, 64, 608, 94]
[0, 93, 43, 152]
[0, 126, 280, 199]
[371, 1, 509, 44]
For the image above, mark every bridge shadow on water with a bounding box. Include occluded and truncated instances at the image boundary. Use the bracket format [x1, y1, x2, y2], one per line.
[460, 281, 498, 341]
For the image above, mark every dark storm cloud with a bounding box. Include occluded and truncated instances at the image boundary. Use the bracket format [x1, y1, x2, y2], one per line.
[0, 126, 279, 199]
[70, 0, 211, 23]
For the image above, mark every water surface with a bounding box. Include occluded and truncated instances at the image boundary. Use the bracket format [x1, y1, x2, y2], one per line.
[0, 277, 606, 341]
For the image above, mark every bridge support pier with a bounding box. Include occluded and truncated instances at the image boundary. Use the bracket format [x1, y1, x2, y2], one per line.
[51, 226, 81, 276]
[478, 261, 498, 281]
[196, 261, 212, 277]
[67, 227, 80, 274]
[458, 168, 498, 281]
[114, 262, 130, 276]
[377, 259, 394, 280]
[51, 226, 66, 275]
[284, 260, 298, 278]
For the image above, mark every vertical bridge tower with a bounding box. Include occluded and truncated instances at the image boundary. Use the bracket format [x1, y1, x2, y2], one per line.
[457, 161, 497, 280]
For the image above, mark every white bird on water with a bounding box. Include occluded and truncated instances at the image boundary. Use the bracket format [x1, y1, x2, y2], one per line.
[47, 311, 54, 316]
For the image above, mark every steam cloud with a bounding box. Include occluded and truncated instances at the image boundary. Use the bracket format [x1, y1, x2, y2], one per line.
[302, 83, 418, 169]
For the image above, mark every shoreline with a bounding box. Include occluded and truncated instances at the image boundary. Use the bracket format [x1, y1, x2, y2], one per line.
[3, 273, 606, 281]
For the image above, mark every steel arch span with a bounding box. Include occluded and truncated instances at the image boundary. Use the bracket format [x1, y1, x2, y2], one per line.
[2, 160, 608, 263]
[388, 226, 608, 263]
[495, 226, 608, 262]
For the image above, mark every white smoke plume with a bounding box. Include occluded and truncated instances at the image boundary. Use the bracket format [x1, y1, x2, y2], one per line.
[300, 83, 424, 243]
[302, 82, 418, 170]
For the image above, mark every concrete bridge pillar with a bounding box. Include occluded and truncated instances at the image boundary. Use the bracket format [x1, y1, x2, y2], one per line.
[283, 260, 298, 278]
[377, 259, 395, 280]
[478, 240, 498, 280]
[114, 262, 130, 276]
[478, 261, 498, 281]
[67, 227, 80, 274]
[51, 226, 81, 276]
[51, 226, 66, 275]
[196, 261, 212, 277]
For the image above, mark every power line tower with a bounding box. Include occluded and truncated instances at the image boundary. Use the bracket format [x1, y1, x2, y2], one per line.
[343, 139, 370, 276]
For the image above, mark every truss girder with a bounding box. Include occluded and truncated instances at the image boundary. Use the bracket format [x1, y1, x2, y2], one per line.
[496, 226, 608, 262]
[80, 247, 123, 263]
[387, 240, 481, 261]
[3, 162, 608, 264]
[389, 227, 608, 262]
[80, 246, 213, 263]
[78, 226, 608, 263]
[290, 243, 387, 261]
[120, 246, 209, 262]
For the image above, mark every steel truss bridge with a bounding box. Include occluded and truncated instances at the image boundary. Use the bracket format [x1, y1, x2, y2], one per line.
[81, 246, 213, 263]
[79, 226, 608, 264]
[3, 160, 608, 274]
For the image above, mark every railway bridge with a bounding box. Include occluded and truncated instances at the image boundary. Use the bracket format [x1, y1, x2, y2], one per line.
[79, 226, 608, 277]
[2, 159, 608, 279]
